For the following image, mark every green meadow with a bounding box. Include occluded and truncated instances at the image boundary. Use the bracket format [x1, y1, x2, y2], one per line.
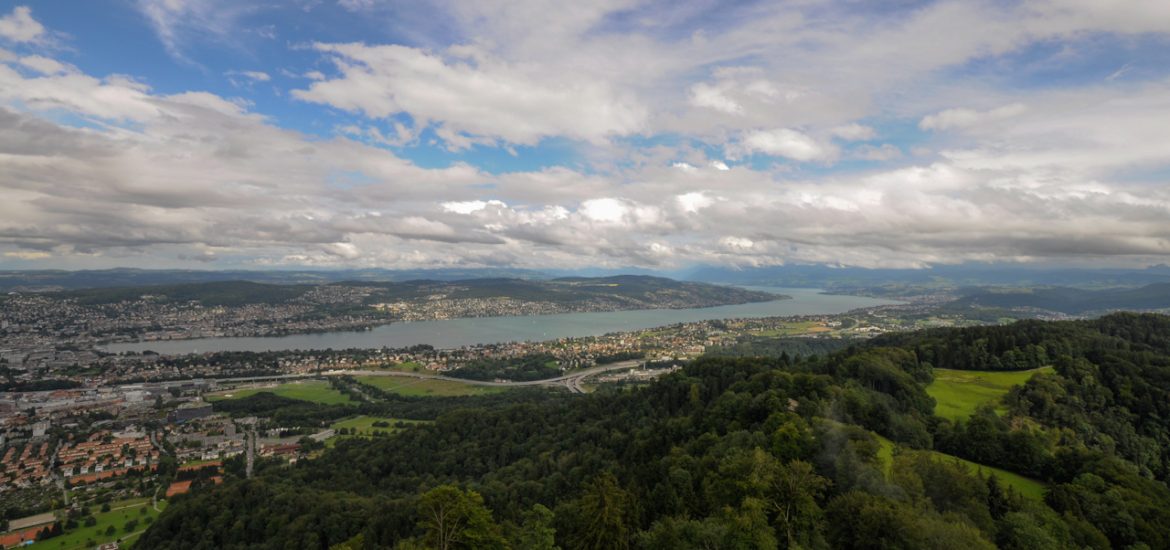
[205, 380, 354, 405]
[927, 367, 1054, 421]
[875, 436, 1045, 500]
[326, 415, 429, 447]
[27, 497, 168, 550]
[356, 376, 507, 397]
[330, 415, 426, 435]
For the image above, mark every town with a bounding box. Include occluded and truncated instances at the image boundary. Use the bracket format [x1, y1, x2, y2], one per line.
[0, 283, 1035, 548]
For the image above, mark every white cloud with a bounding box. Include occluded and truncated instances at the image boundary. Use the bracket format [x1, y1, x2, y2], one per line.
[830, 123, 876, 141]
[136, 0, 255, 63]
[294, 43, 647, 148]
[677, 192, 713, 213]
[3, 2, 1170, 270]
[442, 200, 506, 214]
[720, 237, 755, 251]
[18, 55, 70, 75]
[689, 82, 743, 115]
[226, 70, 271, 82]
[0, 6, 44, 43]
[920, 103, 1027, 131]
[736, 128, 834, 162]
[580, 198, 628, 223]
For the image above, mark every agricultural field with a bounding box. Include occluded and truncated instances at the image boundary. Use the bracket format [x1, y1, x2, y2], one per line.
[875, 436, 1045, 500]
[927, 367, 1054, 421]
[205, 380, 354, 405]
[26, 498, 168, 550]
[355, 376, 506, 397]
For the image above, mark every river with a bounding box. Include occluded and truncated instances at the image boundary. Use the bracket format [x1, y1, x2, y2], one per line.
[101, 287, 898, 354]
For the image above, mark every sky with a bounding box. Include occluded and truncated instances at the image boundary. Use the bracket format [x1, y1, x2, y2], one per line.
[1, 0, 1169, 272]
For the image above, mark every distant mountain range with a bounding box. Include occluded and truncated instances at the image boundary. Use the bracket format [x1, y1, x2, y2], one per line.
[682, 263, 1170, 290]
[0, 267, 549, 292]
[951, 283, 1170, 315]
[40, 275, 784, 310]
[4, 263, 1170, 294]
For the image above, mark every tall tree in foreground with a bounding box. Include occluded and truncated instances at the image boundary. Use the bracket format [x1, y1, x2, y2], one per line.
[417, 485, 506, 550]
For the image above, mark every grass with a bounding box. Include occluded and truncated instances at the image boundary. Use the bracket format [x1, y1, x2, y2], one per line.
[205, 380, 354, 405]
[752, 321, 828, 337]
[356, 376, 506, 397]
[178, 458, 222, 469]
[927, 367, 1055, 421]
[27, 498, 168, 550]
[873, 435, 1045, 501]
[369, 361, 424, 373]
[330, 415, 427, 435]
[327, 415, 428, 447]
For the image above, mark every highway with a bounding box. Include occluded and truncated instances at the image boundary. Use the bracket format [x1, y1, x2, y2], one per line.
[332, 360, 640, 392]
[137, 360, 643, 394]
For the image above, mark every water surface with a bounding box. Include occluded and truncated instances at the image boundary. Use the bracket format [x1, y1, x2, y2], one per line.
[103, 287, 896, 354]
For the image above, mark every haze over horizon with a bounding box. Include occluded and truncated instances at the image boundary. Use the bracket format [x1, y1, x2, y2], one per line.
[2, 1, 1169, 272]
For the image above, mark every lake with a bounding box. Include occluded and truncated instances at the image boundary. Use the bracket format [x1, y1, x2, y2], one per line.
[102, 287, 897, 354]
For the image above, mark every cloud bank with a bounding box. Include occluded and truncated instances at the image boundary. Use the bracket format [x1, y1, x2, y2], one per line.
[0, 1, 1168, 270]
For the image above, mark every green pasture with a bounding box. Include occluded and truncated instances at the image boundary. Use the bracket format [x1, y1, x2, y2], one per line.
[206, 380, 353, 405]
[330, 415, 426, 435]
[356, 376, 506, 397]
[875, 436, 1045, 500]
[27, 498, 168, 550]
[927, 367, 1054, 421]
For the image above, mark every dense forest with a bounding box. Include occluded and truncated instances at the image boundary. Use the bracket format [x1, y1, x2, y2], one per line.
[139, 313, 1170, 549]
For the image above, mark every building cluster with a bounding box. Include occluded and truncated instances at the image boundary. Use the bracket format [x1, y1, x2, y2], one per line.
[57, 430, 159, 483]
[0, 438, 53, 489]
[0, 291, 384, 354]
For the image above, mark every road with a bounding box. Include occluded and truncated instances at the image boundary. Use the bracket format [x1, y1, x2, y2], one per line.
[333, 359, 640, 391]
[144, 360, 643, 394]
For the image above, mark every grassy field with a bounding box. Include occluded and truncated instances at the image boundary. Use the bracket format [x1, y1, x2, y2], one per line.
[27, 498, 168, 550]
[368, 361, 424, 373]
[927, 367, 1054, 421]
[205, 380, 354, 405]
[752, 321, 829, 337]
[356, 376, 506, 397]
[330, 415, 427, 435]
[874, 436, 1045, 500]
[327, 415, 428, 447]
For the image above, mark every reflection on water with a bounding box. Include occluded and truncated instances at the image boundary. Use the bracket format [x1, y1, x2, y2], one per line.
[102, 287, 897, 354]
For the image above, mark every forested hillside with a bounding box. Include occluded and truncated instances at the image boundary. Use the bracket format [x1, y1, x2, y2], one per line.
[52, 275, 779, 309]
[950, 283, 1170, 315]
[138, 314, 1170, 549]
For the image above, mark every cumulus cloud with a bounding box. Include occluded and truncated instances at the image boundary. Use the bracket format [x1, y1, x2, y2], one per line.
[676, 192, 715, 213]
[293, 43, 646, 148]
[734, 128, 835, 162]
[18, 55, 71, 75]
[920, 103, 1027, 131]
[689, 82, 743, 115]
[831, 123, 876, 141]
[3, 2, 1170, 270]
[0, 6, 44, 43]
